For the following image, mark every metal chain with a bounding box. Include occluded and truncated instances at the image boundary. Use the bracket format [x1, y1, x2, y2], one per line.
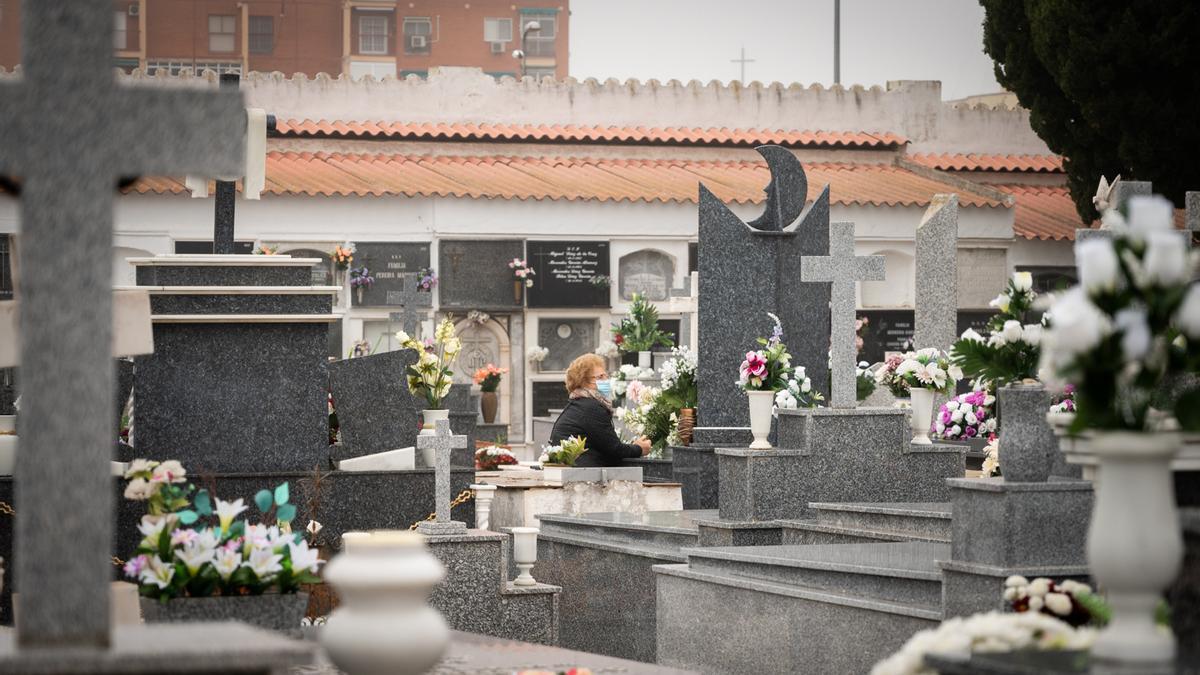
[1, 501, 125, 567]
[409, 490, 474, 530]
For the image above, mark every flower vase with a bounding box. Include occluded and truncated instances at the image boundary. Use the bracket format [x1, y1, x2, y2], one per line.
[419, 409, 450, 467]
[321, 531, 450, 675]
[909, 388, 935, 445]
[998, 383, 1055, 482]
[746, 390, 775, 449]
[638, 351, 652, 369]
[513, 280, 523, 303]
[677, 408, 695, 446]
[480, 391, 498, 424]
[510, 527, 540, 586]
[1087, 431, 1183, 664]
[355, 286, 364, 304]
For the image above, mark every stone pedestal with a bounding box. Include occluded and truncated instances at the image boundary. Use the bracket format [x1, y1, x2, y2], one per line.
[717, 447, 810, 522]
[939, 477, 1093, 618]
[672, 428, 753, 510]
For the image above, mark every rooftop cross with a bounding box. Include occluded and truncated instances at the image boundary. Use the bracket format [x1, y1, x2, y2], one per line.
[0, 0, 245, 649]
[731, 46, 756, 84]
[800, 222, 885, 408]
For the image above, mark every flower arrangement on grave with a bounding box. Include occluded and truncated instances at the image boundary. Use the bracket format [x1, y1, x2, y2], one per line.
[509, 258, 536, 287]
[874, 353, 912, 399]
[333, 244, 355, 270]
[348, 339, 372, 358]
[594, 340, 621, 360]
[540, 435, 587, 466]
[475, 445, 519, 471]
[1049, 384, 1075, 414]
[122, 460, 321, 603]
[659, 346, 699, 411]
[612, 293, 674, 355]
[856, 361, 877, 401]
[589, 275, 611, 288]
[934, 389, 997, 442]
[472, 364, 507, 393]
[738, 313, 795, 449]
[614, 385, 662, 442]
[950, 272, 1044, 388]
[611, 363, 654, 405]
[980, 436, 1000, 477]
[895, 349, 962, 396]
[349, 266, 375, 302]
[252, 244, 277, 255]
[774, 366, 824, 410]
[1004, 576, 1111, 629]
[527, 345, 549, 364]
[417, 267, 438, 292]
[466, 310, 491, 326]
[399, 317, 460, 410]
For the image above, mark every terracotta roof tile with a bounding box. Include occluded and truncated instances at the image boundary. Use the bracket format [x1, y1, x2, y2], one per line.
[126, 153, 1003, 208]
[909, 153, 1064, 173]
[275, 119, 908, 149]
[993, 184, 1084, 241]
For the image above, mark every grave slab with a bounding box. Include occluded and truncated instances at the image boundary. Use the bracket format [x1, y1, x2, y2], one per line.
[327, 349, 420, 464]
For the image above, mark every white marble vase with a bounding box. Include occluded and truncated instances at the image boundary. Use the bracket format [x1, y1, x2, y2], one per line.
[1087, 431, 1182, 664]
[420, 408, 449, 438]
[510, 527, 539, 586]
[909, 388, 935, 445]
[637, 350, 652, 369]
[321, 531, 450, 675]
[746, 390, 774, 449]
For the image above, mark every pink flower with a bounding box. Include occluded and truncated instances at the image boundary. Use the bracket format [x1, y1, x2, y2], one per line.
[171, 528, 198, 547]
[123, 554, 147, 578]
[742, 351, 767, 378]
[964, 426, 977, 438]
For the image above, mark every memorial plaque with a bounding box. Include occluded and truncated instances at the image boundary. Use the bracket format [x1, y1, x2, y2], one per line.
[527, 241, 610, 308]
[537, 317, 597, 371]
[858, 310, 915, 364]
[532, 380, 571, 418]
[957, 310, 993, 339]
[351, 241, 431, 307]
[619, 249, 675, 301]
[439, 239, 525, 309]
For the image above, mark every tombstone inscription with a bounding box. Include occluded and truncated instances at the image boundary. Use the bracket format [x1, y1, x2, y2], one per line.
[527, 241, 610, 308]
[439, 239, 525, 309]
[351, 242, 431, 307]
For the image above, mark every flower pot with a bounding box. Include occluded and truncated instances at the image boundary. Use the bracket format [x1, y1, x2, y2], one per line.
[998, 383, 1055, 482]
[1087, 431, 1183, 665]
[541, 463, 568, 482]
[909, 388, 935, 445]
[139, 592, 309, 638]
[513, 280, 523, 303]
[677, 408, 695, 446]
[510, 527, 539, 586]
[355, 286, 364, 304]
[480, 391, 499, 424]
[746, 390, 775, 450]
[637, 350, 652, 369]
[420, 409, 449, 437]
[321, 531, 450, 675]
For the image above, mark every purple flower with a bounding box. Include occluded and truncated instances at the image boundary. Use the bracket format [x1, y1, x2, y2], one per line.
[964, 426, 977, 438]
[123, 554, 147, 578]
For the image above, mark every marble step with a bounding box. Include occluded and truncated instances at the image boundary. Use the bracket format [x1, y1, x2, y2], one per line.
[795, 501, 952, 542]
[683, 541, 949, 610]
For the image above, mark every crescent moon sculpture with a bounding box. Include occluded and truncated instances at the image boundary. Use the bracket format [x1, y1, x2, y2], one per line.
[746, 145, 807, 232]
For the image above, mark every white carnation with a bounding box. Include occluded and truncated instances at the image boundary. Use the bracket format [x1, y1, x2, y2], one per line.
[1021, 324, 1043, 346]
[1076, 239, 1121, 295]
[1114, 307, 1152, 362]
[1001, 320, 1023, 344]
[1178, 284, 1200, 338]
[1044, 592, 1073, 617]
[1127, 194, 1174, 242]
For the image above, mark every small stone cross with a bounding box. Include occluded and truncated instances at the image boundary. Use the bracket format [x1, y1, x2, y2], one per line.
[0, 0, 245, 649]
[800, 222, 885, 408]
[416, 419, 468, 535]
[390, 273, 433, 337]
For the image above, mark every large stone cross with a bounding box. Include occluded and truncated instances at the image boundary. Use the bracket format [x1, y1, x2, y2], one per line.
[389, 272, 434, 338]
[800, 222, 885, 408]
[416, 419, 469, 535]
[0, 0, 245, 649]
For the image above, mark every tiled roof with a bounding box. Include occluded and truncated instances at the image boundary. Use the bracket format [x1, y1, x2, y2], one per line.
[994, 184, 1084, 241]
[275, 119, 908, 149]
[909, 153, 1064, 173]
[129, 152, 1004, 208]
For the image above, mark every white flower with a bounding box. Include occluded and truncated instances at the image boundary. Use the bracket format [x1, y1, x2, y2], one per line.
[1143, 231, 1190, 287]
[1044, 592, 1073, 616]
[1028, 596, 1044, 611]
[288, 540, 324, 575]
[987, 332, 1007, 348]
[951, 410, 964, 423]
[139, 555, 176, 589]
[124, 458, 158, 479]
[1177, 285, 1200, 338]
[1042, 287, 1112, 366]
[1021, 324, 1043, 346]
[1060, 580, 1092, 596]
[137, 515, 171, 543]
[1127, 194, 1174, 242]
[1013, 272, 1033, 292]
[150, 460, 187, 484]
[1076, 239, 1121, 295]
[965, 411, 978, 426]
[1001, 320, 1023, 344]
[960, 328, 984, 343]
[243, 545, 284, 581]
[946, 401, 959, 411]
[1114, 307, 1152, 362]
[215, 497, 247, 533]
[176, 539, 216, 575]
[950, 424, 961, 437]
[1027, 578, 1051, 597]
[213, 547, 241, 580]
[989, 293, 1012, 313]
[947, 364, 962, 383]
[123, 478, 154, 501]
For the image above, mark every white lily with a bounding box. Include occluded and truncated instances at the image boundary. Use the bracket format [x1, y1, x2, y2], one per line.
[215, 497, 248, 533]
[288, 540, 324, 575]
[243, 546, 284, 581]
[139, 555, 176, 589]
[213, 547, 241, 580]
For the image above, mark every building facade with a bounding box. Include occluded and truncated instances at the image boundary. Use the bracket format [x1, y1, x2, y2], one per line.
[0, 0, 568, 80]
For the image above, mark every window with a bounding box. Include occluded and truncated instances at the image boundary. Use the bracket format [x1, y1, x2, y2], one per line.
[349, 60, 396, 80]
[147, 59, 241, 76]
[525, 66, 556, 80]
[403, 17, 431, 54]
[249, 16, 274, 54]
[208, 15, 236, 53]
[484, 17, 512, 43]
[358, 14, 389, 55]
[524, 15, 555, 56]
[114, 10, 127, 50]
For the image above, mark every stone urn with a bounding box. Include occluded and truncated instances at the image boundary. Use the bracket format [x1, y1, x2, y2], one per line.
[420, 409, 450, 437]
[998, 382, 1056, 482]
[746, 390, 774, 449]
[480, 390, 499, 424]
[139, 592, 310, 638]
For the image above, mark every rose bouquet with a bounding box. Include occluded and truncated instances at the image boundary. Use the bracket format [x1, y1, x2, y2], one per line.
[398, 317, 461, 409]
[472, 364, 507, 393]
[1004, 576, 1109, 629]
[737, 313, 793, 392]
[934, 389, 997, 441]
[475, 445, 518, 471]
[874, 353, 911, 398]
[894, 348, 962, 395]
[333, 244, 355, 270]
[540, 435, 587, 466]
[509, 258, 536, 287]
[1049, 383, 1076, 414]
[774, 366, 824, 410]
[612, 293, 674, 353]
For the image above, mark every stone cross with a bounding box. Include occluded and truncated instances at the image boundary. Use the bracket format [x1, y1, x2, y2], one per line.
[390, 273, 433, 338]
[800, 222, 885, 408]
[0, 0, 245, 649]
[914, 194, 959, 354]
[416, 419, 468, 535]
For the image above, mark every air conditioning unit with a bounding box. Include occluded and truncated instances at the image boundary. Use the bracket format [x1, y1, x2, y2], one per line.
[128, 3, 139, 16]
[490, 41, 505, 54]
[410, 35, 428, 49]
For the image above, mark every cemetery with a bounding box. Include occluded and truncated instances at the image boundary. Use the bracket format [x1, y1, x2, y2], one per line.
[0, 1, 1198, 674]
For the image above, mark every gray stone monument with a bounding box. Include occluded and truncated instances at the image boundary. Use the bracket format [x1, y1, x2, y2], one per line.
[0, 1, 308, 668]
[1187, 191, 1199, 242]
[914, 194, 959, 354]
[417, 419, 469, 535]
[1110, 179, 1152, 211]
[388, 272, 433, 338]
[800, 222, 885, 408]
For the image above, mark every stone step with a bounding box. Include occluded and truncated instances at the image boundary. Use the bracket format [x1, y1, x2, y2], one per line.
[537, 511, 709, 560]
[779, 521, 950, 546]
[805, 501, 952, 541]
[683, 541, 948, 610]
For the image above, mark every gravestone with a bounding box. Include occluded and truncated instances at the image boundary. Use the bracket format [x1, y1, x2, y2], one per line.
[858, 310, 915, 364]
[800, 222, 885, 408]
[619, 249, 675, 301]
[350, 241, 430, 307]
[526, 241, 610, 308]
[439, 239, 525, 309]
[914, 194, 959, 354]
[416, 420, 469, 535]
[697, 146, 830, 428]
[327, 348, 421, 463]
[537, 318, 596, 371]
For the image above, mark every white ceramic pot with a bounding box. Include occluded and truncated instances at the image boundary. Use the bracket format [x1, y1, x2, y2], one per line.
[909, 388, 935, 445]
[420, 409, 450, 438]
[637, 351, 652, 369]
[471, 484, 497, 531]
[1087, 431, 1182, 664]
[510, 527, 539, 586]
[321, 530, 450, 675]
[746, 390, 775, 450]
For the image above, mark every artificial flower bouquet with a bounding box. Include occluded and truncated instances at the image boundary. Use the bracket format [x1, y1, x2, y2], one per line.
[612, 363, 654, 405]
[1049, 384, 1076, 414]
[349, 266, 375, 289]
[122, 460, 321, 603]
[1004, 576, 1109, 629]
[774, 365, 824, 410]
[333, 244, 355, 270]
[1041, 195, 1200, 432]
[737, 313, 793, 392]
[417, 267, 438, 292]
[540, 435, 587, 466]
[980, 436, 1000, 477]
[399, 317, 461, 409]
[509, 258, 536, 287]
[659, 346, 698, 410]
[594, 340, 621, 359]
[252, 245, 277, 256]
[951, 272, 1044, 387]
[473, 364, 508, 393]
[874, 353, 911, 398]
[527, 345, 549, 364]
[934, 389, 997, 441]
[475, 445, 519, 471]
[612, 293, 674, 353]
[894, 348, 962, 395]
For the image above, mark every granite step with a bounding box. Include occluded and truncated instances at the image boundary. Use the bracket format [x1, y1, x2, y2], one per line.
[537, 510, 710, 560]
[683, 541, 949, 610]
[779, 521, 950, 546]
[788, 502, 952, 543]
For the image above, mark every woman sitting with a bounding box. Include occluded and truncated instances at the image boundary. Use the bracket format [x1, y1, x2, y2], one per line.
[549, 353, 651, 467]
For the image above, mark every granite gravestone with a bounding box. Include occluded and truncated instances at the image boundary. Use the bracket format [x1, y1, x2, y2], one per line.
[327, 348, 421, 464]
[858, 310, 915, 364]
[618, 249, 675, 302]
[351, 241, 430, 307]
[697, 146, 830, 428]
[527, 241, 610, 308]
[800, 222, 885, 408]
[0, 0, 244, 651]
[913, 194, 959, 354]
[537, 318, 597, 371]
[439, 239, 525, 309]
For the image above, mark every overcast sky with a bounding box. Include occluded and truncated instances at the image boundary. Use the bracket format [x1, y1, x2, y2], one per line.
[569, 0, 1001, 101]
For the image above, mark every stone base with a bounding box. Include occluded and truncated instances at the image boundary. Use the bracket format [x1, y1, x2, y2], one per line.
[939, 559, 1090, 619]
[0, 621, 312, 674]
[716, 447, 809, 521]
[671, 444, 719, 509]
[486, 478, 682, 529]
[417, 520, 468, 535]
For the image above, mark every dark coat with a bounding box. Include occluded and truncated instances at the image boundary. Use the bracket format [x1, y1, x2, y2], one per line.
[548, 397, 642, 467]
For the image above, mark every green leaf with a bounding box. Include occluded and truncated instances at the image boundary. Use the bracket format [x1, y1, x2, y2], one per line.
[254, 489, 273, 513]
[177, 509, 198, 525]
[228, 520, 245, 539]
[274, 482, 290, 507]
[276, 503, 297, 523]
[194, 490, 212, 516]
